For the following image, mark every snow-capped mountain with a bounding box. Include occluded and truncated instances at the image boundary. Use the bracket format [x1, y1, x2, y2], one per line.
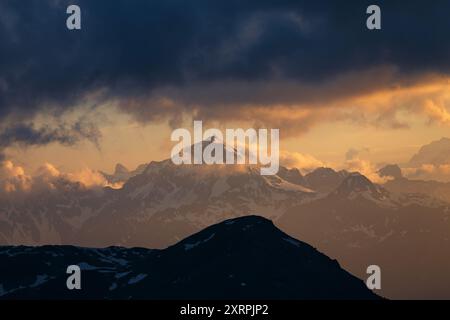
[332, 173, 389, 199]
[274, 166, 307, 186]
[303, 167, 350, 193]
[0, 140, 316, 248]
[73, 158, 316, 248]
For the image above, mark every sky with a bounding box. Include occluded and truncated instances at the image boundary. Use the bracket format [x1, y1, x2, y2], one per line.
[2, 0, 450, 179]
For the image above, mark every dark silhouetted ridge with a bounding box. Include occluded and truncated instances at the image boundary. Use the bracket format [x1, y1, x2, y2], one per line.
[0, 216, 380, 300]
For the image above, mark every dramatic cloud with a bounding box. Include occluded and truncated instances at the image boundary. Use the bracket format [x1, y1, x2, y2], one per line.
[403, 164, 450, 182]
[343, 147, 390, 184]
[66, 167, 123, 189]
[0, 120, 101, 150]
[0, 160, 121, 193]
[0, 160, 32, 192]
[344, 157, 391, 184]
[1, 0, 450, 145]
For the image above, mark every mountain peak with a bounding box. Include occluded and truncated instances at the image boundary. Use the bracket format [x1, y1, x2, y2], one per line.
[334, 173, 376, 196]
[304, 167, 350, 193]
[277, 166, 306, 186]
[139, 215, 381, 299]
[114, 163, 129, 174]
[168, 215, 278, 254]
[343, 172, 373, 188]
[339, 172, 374, 191]
[332, 173, 391, 203]
[182, 137, 240, 164]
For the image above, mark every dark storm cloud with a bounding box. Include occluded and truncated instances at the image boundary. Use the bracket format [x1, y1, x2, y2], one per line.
[1, 0, 450, 143]
[0, 121, 101, 149]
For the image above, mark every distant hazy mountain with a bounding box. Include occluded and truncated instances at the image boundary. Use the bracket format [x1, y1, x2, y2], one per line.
[384, 177, 450, 204]
[376, 163, 450, 203]
[277, 174, 450, 299]
[277, 166, 307, 186]
[409, 137, 450, 166]
[332, 172, 390, 200]
[303, 167, 350, 193]
[0, 216, 379, 300]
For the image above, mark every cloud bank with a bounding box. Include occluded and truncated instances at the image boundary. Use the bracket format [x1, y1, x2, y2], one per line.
[0, 160, 121, 194]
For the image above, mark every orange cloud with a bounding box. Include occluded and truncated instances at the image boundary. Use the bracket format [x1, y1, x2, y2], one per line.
[280, 151, 325, 171]
[0, 160, 123, 194]
[149, 70, 450, 139]
[66, 168, 123, 189]
[344, 158, 391, 184]
[403, 164, 450, 182]
[0, 160, 32, 192]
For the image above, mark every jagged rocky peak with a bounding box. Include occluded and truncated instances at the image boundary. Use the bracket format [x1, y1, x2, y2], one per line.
[340, 173, 374, 190]
[333, 173, 388, 200]
[277, 166, 306, 186]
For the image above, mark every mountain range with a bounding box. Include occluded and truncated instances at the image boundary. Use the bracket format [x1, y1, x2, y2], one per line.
[1, 139, 450, 298]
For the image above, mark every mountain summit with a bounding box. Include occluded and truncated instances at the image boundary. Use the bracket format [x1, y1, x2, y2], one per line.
[332, 173, 389, 202]
[304, 167, 350, 193]
[114, 163, 129, 174]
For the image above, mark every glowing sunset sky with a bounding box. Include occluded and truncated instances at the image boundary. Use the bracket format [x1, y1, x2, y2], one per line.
[2, 1, 450, 178]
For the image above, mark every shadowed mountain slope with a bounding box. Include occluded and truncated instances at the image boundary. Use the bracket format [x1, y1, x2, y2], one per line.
[0, 216, 379, 300]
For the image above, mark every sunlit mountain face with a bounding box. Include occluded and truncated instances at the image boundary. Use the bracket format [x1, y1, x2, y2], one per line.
[2, 0, 450, 300]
